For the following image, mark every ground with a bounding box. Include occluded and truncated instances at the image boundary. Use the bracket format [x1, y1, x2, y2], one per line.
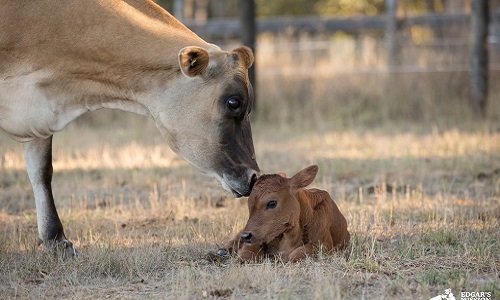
[0, 111, 498, 299]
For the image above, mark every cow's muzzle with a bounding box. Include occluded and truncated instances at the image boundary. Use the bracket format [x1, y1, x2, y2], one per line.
[222, 170, 259, 197]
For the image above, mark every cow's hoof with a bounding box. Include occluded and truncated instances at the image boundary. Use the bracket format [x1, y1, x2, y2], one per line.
[55, 239, 78, 260]
[63, 240, 78, 259]
[42, 239, 78, 260]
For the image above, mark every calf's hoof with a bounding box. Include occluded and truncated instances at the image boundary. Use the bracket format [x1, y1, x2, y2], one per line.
[216, 249, 229, 256]
[206, 249, 230, 263]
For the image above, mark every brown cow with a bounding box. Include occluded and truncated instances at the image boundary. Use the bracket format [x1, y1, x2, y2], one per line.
[218, 165, 350, 262]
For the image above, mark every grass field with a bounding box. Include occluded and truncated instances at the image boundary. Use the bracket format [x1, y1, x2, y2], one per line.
[0, 109, 498, 299]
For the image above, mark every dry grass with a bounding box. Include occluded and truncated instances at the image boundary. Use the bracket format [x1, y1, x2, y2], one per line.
[0, 110, 499, 299]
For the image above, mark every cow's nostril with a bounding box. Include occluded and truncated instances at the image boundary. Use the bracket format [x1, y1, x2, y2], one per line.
[249, 173, 258, 191]
[240, 232, 253, 243]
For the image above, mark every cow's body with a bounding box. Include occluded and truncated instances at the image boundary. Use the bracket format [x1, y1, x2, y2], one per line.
[0, 0, 259, 254]
[220, 165, 350, 262]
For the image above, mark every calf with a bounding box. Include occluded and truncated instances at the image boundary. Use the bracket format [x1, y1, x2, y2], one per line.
[219, 165, 350, 262]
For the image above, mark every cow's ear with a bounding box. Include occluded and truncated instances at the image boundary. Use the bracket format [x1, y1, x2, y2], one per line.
[290, 165, 318, 190]
[233, 46, 254, 69]
[179, 46, 209, 77]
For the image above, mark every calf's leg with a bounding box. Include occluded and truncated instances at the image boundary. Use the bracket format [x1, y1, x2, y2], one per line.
[217, 233, 264, 262]
[218, 233, 264, 259]
[288, 244, 314, 262]
[239, 243, 265, 262]
[24, 136, 76, 257]
[217, 232, 245, 256]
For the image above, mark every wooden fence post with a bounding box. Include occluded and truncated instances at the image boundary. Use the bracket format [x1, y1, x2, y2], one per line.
[385, 0, 398, 69]
[471, 0, 489, 117]
[240, 0, 257, 111]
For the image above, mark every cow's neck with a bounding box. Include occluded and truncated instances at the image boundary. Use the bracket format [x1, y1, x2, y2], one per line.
[39, 0, 209, 117]
[0, 0, 215, 142]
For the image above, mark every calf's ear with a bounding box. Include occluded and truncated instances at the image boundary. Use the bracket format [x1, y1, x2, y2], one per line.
[179, 46, 210, 77]
[277, 172, 287, 178]
[290, 165, 318, 190]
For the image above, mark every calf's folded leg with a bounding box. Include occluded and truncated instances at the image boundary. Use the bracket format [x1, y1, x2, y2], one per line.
[218, 232, 264, 262]
[239, 243, 265, 262]
[288, 244, 315, 262]
[218, 232, 245, 255]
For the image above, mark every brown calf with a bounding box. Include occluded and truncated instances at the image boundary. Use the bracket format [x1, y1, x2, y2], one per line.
[219, 165, 350, 262]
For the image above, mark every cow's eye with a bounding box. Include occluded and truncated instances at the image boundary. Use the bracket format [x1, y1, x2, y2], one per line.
[266, 199, 278, 209]
[227, 98, 241, 110]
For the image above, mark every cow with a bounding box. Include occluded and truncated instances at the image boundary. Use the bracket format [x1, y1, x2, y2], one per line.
[0, 0, 260, 256]
[217, 165, 350, 262]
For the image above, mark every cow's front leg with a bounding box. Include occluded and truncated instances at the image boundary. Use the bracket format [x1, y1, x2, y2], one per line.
[24, 136, 76, 258]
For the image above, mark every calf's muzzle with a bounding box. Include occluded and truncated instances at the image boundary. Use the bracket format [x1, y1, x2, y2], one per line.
[240, 232, 253, 243]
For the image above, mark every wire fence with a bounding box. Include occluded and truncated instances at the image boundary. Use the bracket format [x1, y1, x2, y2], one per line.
[229, 37, 500, 77]
[191, 10, 500, 81]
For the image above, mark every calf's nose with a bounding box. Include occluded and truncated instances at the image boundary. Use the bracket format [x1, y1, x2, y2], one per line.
[240, 232, 253, 243]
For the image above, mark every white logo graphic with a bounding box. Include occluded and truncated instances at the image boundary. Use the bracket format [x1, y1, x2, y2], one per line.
[430, 288, 456, 300]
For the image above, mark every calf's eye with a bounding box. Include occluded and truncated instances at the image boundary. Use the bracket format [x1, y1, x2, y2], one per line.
[266, 199, 278, 209]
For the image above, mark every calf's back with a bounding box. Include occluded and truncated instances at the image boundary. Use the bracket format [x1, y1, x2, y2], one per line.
[299, 188, 350, 252]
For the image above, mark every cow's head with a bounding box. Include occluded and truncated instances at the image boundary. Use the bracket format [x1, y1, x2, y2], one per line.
[240, 165, 320, 244]
[152, 45, 259, 197]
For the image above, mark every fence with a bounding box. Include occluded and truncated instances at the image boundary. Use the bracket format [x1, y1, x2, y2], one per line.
[182, 11, 500, 123]
[185, 11, 500, 40]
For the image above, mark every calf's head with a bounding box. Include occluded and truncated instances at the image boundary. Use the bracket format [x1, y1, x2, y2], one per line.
[240, 165, 320, 244]
[153, 46, 259, 197]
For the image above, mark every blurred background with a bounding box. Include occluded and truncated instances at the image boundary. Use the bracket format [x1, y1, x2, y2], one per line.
[152, 0, 500, 129]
